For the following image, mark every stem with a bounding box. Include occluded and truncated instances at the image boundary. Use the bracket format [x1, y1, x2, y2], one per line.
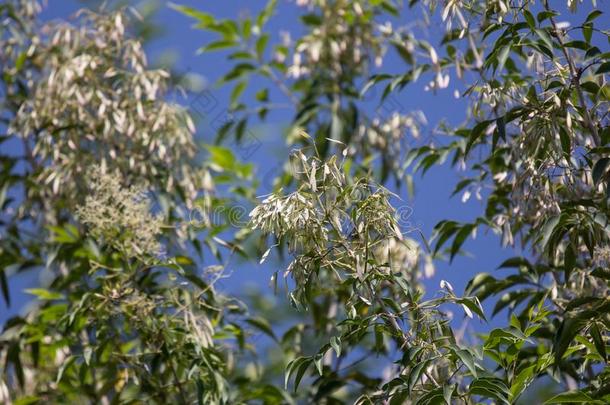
[267, 68, 300, 106]
[544, 0, 600, 146]
[169, 358, 188, 405]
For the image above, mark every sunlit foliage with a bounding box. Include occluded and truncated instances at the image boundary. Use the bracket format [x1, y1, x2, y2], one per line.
[1, 0, 608, 404]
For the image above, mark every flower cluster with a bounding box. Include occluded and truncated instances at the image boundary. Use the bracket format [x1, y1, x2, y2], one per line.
[286, 0, 385, 79]
[9, 9, 207, 216]
[250, 149, 434, 305]
[76, 167, 163, 260]
[373, 237, 435, 279]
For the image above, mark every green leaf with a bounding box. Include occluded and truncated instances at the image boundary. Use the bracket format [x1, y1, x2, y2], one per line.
[559, 127, 571, 156]
[585, 10, 603, 23]
[451, 347, 478, 378]
[496, 46, 511, 73]
[432, 220, 459, 255]
[330, 336, 341, 357]
[523, 9, 536, 29]
[487, 327, 531, 345]
[591, 267, 610, 280]
[589, 323, 606, 361]
[596, 62, 610, 75]
[255, 88, 269, 102]
[15, 51, 27, 71]
[534, 28, 554, 52]
[206, 145, 236, 171]
[450, 224, 475, 262]
[256, 34, 269, 59]
[537, 10, 558, 23]
[292, 358, 312, 391]
[497, 257, 531, 270]
[443, 384, 455, 405]
[592, 157, 610, 184]
[48, 224, 79, 244]
[540, 215, 561, 251]
[408, 358, 432, 392]
[169, 3, 215, 26]
[56, 355, 76, 384]
[492, 291, 533, 316]
[469, 377, 510, 404]
[246, 317, 278, 342]
[564, 40, 589, 51]
[83, 347, 93, 366]
[583, 23, 593, 44]
[241, 18, 252, 40]
[0, 268, 9, 306]
[223, 63, 256, 81]
[543, 391, 596, 404]
[300, 13, 322, 26]
[465, 120, 493, 155]
[7, 343, 25, 388]
[12, 395, 40, 405]
[313, 353, 323, 375]
[554, 317, 588, 363]
[361, 74, 392, 96]
[414, 387, 445, 405]
[285, 357, 309, 390]
[256, 0, 277, 28]
[510, 364, 536, 400]
[458, 296, 487, 321]
[564, 245, 576, 281]
[198, 40, 237, 53]
[25, 288, 64, 300]
[230, 81, 247, 107]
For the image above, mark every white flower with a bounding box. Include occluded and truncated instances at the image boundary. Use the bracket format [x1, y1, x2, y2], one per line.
[77, 167, 163, 260]
[424, 256, 435, 278]
[440, 280, 454, 293]
[462, 304, 473, 319]
[462, 190, 472, 203]
[429, 47, 438, 64]
[378, 21, 393, 35]
[555, 21, 570, 30]
[0, 379, 9, 405]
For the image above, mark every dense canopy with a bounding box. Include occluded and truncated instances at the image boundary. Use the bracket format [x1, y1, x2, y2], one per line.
[0, 0, 609, 403]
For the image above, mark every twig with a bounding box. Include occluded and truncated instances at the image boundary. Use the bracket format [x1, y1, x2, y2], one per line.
[543, 0, 600, 146]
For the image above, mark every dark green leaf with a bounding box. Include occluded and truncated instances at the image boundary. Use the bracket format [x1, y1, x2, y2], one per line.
[596, 62, 610, 75]
[0, 268, 8, 306]
[590, 323, 606, 361]
[592, 157, 610, 184]
[543, 391, 596, 404]
[246, 317, 278, 342]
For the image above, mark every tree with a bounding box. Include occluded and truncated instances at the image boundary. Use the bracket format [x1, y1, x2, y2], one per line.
[1, 5, 236, 403]
[1, 0, 608, 404]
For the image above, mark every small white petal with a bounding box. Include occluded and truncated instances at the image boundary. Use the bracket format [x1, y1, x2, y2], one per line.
[462, 304, 473, 319]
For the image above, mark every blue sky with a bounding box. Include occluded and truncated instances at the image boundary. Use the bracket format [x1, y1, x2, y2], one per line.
[3, 0, 594, 332]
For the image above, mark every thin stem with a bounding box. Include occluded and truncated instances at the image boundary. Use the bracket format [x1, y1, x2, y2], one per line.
[169, 356, 188, 405]
[544, 0, 600, 146]
[267, 67, 300, 106]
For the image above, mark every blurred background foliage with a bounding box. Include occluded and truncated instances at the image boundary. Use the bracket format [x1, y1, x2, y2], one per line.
[1, 0, 609, 404]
